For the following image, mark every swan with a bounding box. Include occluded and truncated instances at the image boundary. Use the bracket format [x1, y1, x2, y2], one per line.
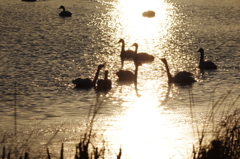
[116, 62, 142, 85]
[142, 10, 155, 18]
[118, 39, 135, 68]
[198, 48, 217, 69]
[59, 6, 72, 17]
[118, 39, 154, 68]
[161, 58, 196, 84]
[117, 43, 141, 83]
[132, 42, 154, 64]
[72, 64, 105, 88]
[96, 70, 112, 90]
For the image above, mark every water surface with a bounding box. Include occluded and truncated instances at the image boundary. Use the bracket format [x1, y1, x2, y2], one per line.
[0, 0, 240, 158]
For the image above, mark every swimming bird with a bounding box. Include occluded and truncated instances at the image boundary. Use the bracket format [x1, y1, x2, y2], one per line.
[116, 62, 142, 86]
[198, 48, 217, 69]
[72, 64, 105, 88]
[132, 42, 154, 64]
[97, 70, 112, 90]
[118, 39, 135, 68]
[59, 6, 72, 17]
[161, 58, 196, 84]
[142, 10, 156, 18]
[118, 39, 154, 68]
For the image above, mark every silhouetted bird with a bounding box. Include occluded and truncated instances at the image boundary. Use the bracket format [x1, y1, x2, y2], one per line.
[161, 58, 196, 84]
[198, 48, 217, 69]
[59, 6, 72, 17]
[72, 64, 105, 88]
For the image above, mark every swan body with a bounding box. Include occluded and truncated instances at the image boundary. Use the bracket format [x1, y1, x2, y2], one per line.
[142, 10, 155, 18]
[118, 39, 135, 68]
[116, 70, 135, 82]
[118, 39, 154, 68]
[72, 64, 104, 88]
[132, 42, 154, 64]
[161, 58, 196, 84]
[59, 6, 72, 17]
[116, 62, 142, 86]
[198, 48, 217, 69]
[72, 78, 93, 88]
[97, 70, 112, 90]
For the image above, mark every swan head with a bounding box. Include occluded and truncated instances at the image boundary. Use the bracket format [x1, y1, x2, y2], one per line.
[98, 63, 105, 70]
[118, 39, 124, 43]
[59, 5, 65, 9]
[104, 70, 109, 79]
[160, 58, 167, 64]
[136, 62, 142, 67]
[198, 48, 204, 53]
[131, 43, 138, 47]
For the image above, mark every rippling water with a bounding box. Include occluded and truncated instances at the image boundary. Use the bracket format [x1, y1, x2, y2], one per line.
[0, 0, 240, 158]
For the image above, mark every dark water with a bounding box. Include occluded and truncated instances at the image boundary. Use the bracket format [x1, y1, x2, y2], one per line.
[0, 0, 240, 158]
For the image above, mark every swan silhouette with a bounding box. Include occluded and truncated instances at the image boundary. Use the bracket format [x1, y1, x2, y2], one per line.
[97, 70, 112, 90]
[142, 10, 155, 18]
[59, 6, 72, 17]
[117, 43, 142, 86]
[132, 42, 154, 64]
[72, 64, 105, 88]
[198, 48, 217, 69]
[116, 62, 142, 85]
[118, 39, 154, 68]
[161, 58, 196, 84]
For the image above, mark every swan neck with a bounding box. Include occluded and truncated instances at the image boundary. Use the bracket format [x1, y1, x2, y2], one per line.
[134, 45, 138, 53]
[134, 65, 139, 89]
[200, 51, 204, 63]
[163, 62, 173, 82]
[121, 41, 125, 52]
[134, 45, 138, 65]
[93, 67, 101, 86]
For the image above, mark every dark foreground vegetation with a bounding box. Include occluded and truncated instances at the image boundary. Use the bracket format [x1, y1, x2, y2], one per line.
[191, 90, 240, 159]
[1, 90, 240, 159]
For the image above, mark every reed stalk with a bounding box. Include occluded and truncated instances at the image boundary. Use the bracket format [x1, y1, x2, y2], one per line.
[191, 89, 240, 159]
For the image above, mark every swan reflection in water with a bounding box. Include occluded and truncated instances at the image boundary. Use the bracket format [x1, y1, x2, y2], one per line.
[118, 39, 154, 68]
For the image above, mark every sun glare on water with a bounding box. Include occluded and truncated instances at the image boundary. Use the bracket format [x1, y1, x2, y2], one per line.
[102, 0, 192, 158]
[116, 0, 171, 42]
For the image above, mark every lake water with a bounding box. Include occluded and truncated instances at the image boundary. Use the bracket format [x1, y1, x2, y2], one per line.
[0, 0, 240, 158]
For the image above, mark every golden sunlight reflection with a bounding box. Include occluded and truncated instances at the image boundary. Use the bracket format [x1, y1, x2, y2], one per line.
[110, 93, 194, 159]
[100, 0, 196, 158]
[115, 0, 173, 44]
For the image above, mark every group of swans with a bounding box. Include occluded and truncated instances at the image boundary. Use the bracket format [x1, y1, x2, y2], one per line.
[116, 43, 142, 87]
[72, 38, 217, 89]
[72, 64, 112, 90]
[160, 48, 217, 85]
[118, 39, 154, 68]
